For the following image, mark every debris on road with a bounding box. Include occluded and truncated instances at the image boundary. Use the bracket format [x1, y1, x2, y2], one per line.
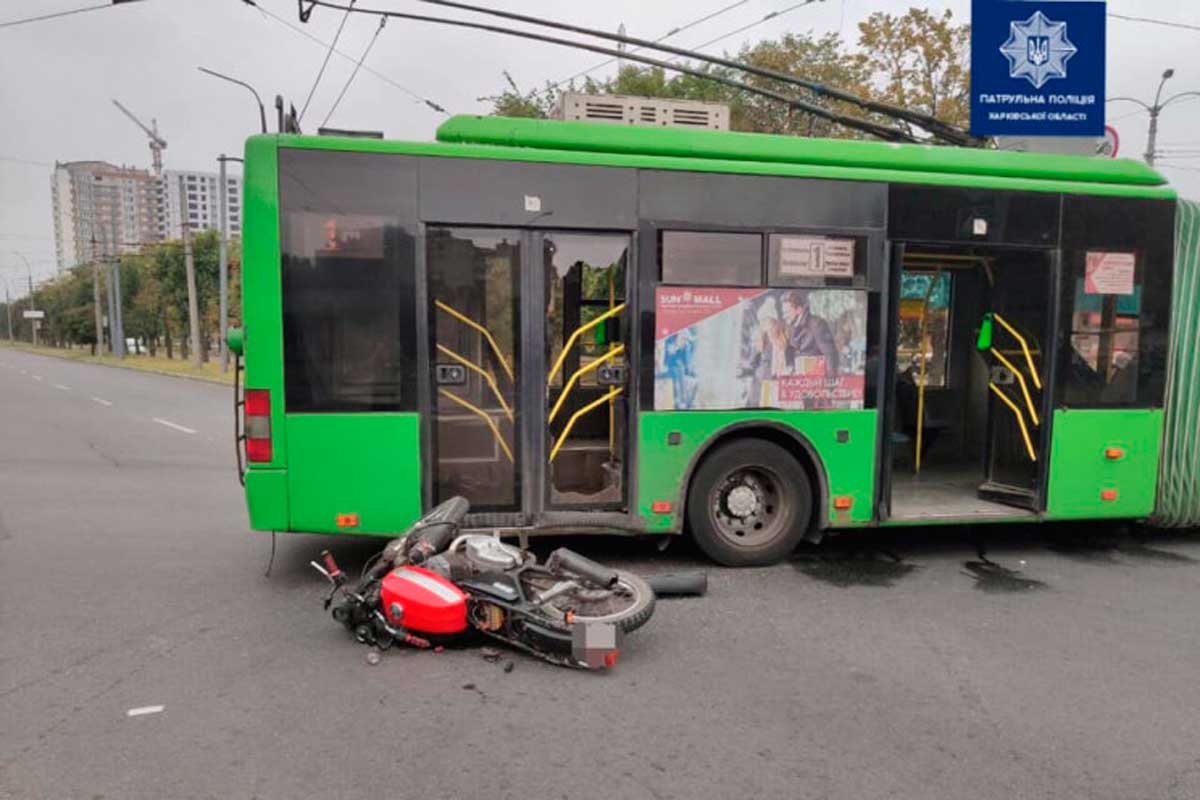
[481, 647, 502, 662]
[365, 651, 382, 666]
[126, 705, 165, 717]
[503, 660, 515, 673]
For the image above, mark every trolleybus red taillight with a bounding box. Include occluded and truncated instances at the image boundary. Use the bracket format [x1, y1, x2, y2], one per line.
[245, 389, 272, 462]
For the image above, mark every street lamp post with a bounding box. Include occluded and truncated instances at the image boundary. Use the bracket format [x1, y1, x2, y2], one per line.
[1109, 68, 1200, 167]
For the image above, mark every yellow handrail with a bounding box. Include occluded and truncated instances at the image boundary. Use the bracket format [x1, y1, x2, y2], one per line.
[990, 347, 1040, 427]
[435, 300, 514, 383]
[989, 383, 1037, 462]
[549, 386, 623, 463]
[546, 303, 626, 387]
[914, 269, 940, 475]
[436, 343, 514, 422]
[438, 389, 514, 463]
[992, 313, 1042, 390]
[548, 345, 625, 424]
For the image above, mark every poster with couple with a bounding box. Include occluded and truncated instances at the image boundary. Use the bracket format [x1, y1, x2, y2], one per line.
[654, 286, 867, 411]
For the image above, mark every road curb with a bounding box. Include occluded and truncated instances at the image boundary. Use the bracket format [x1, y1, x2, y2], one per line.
[0, 343, 233, 386]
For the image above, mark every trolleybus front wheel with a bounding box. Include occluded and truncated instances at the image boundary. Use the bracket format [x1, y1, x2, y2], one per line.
[686, 439, 813, 567]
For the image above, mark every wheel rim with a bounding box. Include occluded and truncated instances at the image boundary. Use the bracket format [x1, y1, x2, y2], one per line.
[550, 577, 645, 623]
[708, 466, 790, 548]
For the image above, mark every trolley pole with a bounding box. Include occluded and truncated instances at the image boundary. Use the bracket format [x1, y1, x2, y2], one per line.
[218, 154, 230, 373]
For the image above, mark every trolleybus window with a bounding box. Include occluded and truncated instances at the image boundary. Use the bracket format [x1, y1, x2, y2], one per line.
[660, 231, 762, 285]
[279, 150, 417, 413]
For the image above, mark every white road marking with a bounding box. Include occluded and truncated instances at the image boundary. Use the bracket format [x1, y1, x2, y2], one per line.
[153, 417, 197, 435]
[18, 369, 26, 374]
[53, 383, 70, 391]
[126, 705, 164, 717]
[92, 397, 113, 407]
[32, 375, 43, 381]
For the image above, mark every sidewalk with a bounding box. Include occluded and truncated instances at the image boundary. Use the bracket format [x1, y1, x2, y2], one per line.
[0, 342, 234, 385]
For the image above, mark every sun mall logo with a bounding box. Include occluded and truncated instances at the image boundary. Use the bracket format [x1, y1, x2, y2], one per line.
[659, 290, 723, 306]
[1000, 10, 1078, 90]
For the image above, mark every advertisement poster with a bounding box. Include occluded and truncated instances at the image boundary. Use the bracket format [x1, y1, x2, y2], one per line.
[654, 287, 867, 411]
[970, 0, 1106, 137]
[1085, 251, 1136, 295]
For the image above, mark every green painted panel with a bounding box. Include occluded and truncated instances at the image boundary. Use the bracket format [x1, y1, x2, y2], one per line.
[437, 115, 1166, 189]
[285, 414, 423, 535]
[265, 133, 1176, 201]
[241, 136, 287, 469]
[1046, 409, 1164, 520]
[637, 410, 878, 533]
[245, 470, 288, 531]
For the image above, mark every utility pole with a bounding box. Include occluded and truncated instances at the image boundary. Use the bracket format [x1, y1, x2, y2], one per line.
[217, 154, 230, 372]
[92, 261, 104, 355]
[1109, 68, 1200, 167]
[182, 217, 202, 368]
[0, 273, 13, 342]
[107, 257, 126, 357]
[14, 252, 35, 346]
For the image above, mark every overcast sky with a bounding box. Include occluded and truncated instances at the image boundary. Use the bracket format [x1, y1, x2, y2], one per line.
[2, 0, 1198, 286]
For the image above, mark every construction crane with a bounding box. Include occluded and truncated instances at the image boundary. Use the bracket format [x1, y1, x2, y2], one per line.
[112, 99, 166, 175]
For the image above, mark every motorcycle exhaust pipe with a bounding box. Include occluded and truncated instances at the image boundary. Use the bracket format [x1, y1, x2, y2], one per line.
[645, 571, 708, 598]
[546, 548, 619, 589]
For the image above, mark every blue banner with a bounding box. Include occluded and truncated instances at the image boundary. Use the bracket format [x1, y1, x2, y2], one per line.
[971, 0, 1106, 137]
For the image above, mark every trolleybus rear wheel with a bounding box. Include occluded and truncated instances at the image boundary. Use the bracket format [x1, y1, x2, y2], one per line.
[686, 439, 812, 567]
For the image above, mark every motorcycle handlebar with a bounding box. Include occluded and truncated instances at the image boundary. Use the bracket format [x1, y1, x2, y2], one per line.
[546, 548, 619, 589]
[320, 550, 344, 583]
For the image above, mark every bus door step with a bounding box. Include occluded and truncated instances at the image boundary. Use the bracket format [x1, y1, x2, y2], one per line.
[464, 512, 530, 530]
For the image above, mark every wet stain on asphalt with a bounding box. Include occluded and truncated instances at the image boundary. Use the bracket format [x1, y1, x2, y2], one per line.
[961, 559, 1048, 593]
[1045, 537, 1121, 562]
[793, 548, 919, 588]
[1117, 538, 1198, 564]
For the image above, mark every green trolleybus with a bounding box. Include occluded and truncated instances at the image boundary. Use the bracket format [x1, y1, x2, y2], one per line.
[231, 115, 1200, 565]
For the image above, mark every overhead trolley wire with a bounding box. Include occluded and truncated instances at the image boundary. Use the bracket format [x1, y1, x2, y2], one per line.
[321, 15, 388, 127]
[552, 0, 751, 89]
[253, 2, 447, 115]
[297, 0, 357, 122]
[300, 0, 922, 143]
[673, 0, 820, 57]
[1108, 12, 1200, 34]
[0, 1, 144, 30]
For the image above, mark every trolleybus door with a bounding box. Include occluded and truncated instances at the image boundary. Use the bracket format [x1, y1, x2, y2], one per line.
[541, 232, 630, 511]
[426, 227, 524, 515]
[978, 255, 1055, 509]
[425, 228, 631, 520]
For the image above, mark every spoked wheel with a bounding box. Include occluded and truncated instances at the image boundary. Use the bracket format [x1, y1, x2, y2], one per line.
[526, 570, 656, 633]
[687, 439, 813, 566]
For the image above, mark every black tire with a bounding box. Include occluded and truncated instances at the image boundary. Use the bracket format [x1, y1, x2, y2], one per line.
[686, 438, 814, 567]
[568, 570, 656, 634]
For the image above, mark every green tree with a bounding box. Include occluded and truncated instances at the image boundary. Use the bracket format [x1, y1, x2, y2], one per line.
[855, 8, 971, 134]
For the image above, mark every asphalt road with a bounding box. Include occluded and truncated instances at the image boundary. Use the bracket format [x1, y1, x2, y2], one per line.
[3, 347, 1200, 800]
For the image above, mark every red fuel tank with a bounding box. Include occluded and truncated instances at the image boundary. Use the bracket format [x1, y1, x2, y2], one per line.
[379, 565, 469, 635]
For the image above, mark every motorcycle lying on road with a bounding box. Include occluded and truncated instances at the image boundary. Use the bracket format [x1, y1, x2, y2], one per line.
[311, 497, 656, 669]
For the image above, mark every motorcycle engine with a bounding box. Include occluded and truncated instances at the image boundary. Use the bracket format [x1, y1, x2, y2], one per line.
[460, 535, 524, 572]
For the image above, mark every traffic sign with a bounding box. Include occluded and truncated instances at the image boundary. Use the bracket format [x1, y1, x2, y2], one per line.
[23, 310, 45, 320]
